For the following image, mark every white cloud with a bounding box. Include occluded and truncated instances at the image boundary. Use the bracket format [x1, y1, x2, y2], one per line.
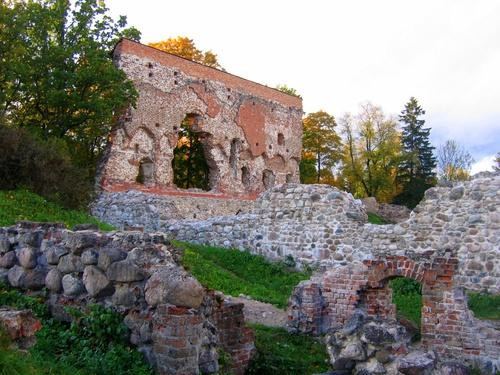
[471, 154, 496, 175]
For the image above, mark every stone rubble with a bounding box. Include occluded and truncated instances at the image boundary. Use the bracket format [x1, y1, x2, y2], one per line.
[0, 222, 254, 374]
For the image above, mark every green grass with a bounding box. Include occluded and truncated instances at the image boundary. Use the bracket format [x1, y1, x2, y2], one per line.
[176, 241, 312, 309]
[467, 292, 500, 320]
[0, 329, 87, 375]
[247, 324, 330, 375]
[367, 212, 392, 225]
[0, 189, 114, 231]
[389, 277, 422, 328]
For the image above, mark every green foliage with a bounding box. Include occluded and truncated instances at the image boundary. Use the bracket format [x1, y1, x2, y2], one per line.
[275, 84, 302, 98]
[172, 116, 210, 190]
[302, 111, 342, 184]
[0, 284, 49, 319]
[0, 189, 114, 230]
[0, 284, 152, 375]
[339, 104, 401, 202]
[176, 241, 311, 308]
[395, 97, 436, 208]
[367, 212, 392, 225]
[389, 277, 422, 328]
[34, 305, 152, 375]
[247, 324, 330, 375]
[0, 328, 86, 375]
[467, 292, 500, 320]
[0, 125, 91, 208]
[299, 156, 317, 184]
[0, 0, 140, 179]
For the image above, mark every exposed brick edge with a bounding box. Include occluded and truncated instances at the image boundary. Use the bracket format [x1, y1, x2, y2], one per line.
[114, 38, 302, 109]
[102, 182, 259, 200]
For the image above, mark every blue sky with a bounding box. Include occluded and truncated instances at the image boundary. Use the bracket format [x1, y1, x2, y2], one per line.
[106, 0, 499, 172]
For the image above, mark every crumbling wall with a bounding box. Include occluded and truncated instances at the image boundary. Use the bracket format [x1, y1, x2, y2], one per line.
[0, 222, 254, 375]
[97, 39, 302, 197]
[165, 174, 499, 294]
[91, 190, 254, 230]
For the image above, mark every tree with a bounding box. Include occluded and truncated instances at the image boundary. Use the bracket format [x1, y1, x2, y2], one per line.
[172, 117, 210, 190]
[393, 97, 437, 208]
[437, 140, 474, 181]
[149, 36, 221, 69]
[340, 103, 401, 202]
[301, 111, 342, 183]
[494, 152, 500, 172]
[276, 84, 301, 98]
[0, 0, 140, 179]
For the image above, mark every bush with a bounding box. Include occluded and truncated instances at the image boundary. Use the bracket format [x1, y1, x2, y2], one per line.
[0, 125, 91, 209]
[0, 284, 152, 375]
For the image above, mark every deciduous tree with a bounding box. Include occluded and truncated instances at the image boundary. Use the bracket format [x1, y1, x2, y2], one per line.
[0, 0, 140, 179]
[149, 36, 221, 69]
[340, 103, 401, 202]
[437, 140, 474, 181]
[301, 111, 342, 183]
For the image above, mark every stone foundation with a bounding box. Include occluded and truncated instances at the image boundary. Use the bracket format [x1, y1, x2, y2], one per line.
[0, 222, 254, 374]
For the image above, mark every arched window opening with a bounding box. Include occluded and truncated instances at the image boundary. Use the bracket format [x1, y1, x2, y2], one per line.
[278, 133, 285, 146]
[262, 169, 275, 190]
[241, 166, 250, 188]
[172, 114, 210, 191]
[136, 158, 154, 185]
[286, 173, 293, 183]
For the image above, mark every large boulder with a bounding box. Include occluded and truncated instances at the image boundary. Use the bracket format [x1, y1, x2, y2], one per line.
[397, 351, 435, 375]
[62, 274, 85, 296]
[145, 268, 205, 308]
[83, 265, 112, 297]
[57, 254, 83, 274]
[106, 260, 145, 282]
[0, 307, 42, 349]
[0, 251, 17, 268]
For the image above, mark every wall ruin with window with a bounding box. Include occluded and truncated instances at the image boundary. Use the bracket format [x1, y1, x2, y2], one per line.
[96, 39, 303, 198]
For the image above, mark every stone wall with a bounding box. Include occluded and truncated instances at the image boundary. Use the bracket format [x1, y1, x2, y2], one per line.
[288, 256, 500, 373]
[97, 39, 302, 197]
[164, 174, 499, 295]
[362, 197, 411, 223]
[0, 222, 254, 375]
[91, 190, 254, 230]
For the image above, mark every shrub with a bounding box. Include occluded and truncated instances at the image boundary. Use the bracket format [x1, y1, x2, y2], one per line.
[0, 284, 152, 375]
[0, 125, 91, 209]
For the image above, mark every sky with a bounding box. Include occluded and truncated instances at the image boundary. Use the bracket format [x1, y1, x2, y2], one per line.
[106, 0, 499, 173]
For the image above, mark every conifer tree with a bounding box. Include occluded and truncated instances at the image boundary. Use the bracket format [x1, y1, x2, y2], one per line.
[394, 97, 437, 208]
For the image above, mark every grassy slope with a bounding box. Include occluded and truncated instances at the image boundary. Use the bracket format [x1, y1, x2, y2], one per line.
[247, 324, 330, 375]
[467, 293, 500, 320]
[0, 189, 113, 230]
[177, 241, 311, 309]
[367, 212, 392, 225]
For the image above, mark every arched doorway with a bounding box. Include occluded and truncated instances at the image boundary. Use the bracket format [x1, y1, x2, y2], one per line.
[172, 114, 210, 191]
